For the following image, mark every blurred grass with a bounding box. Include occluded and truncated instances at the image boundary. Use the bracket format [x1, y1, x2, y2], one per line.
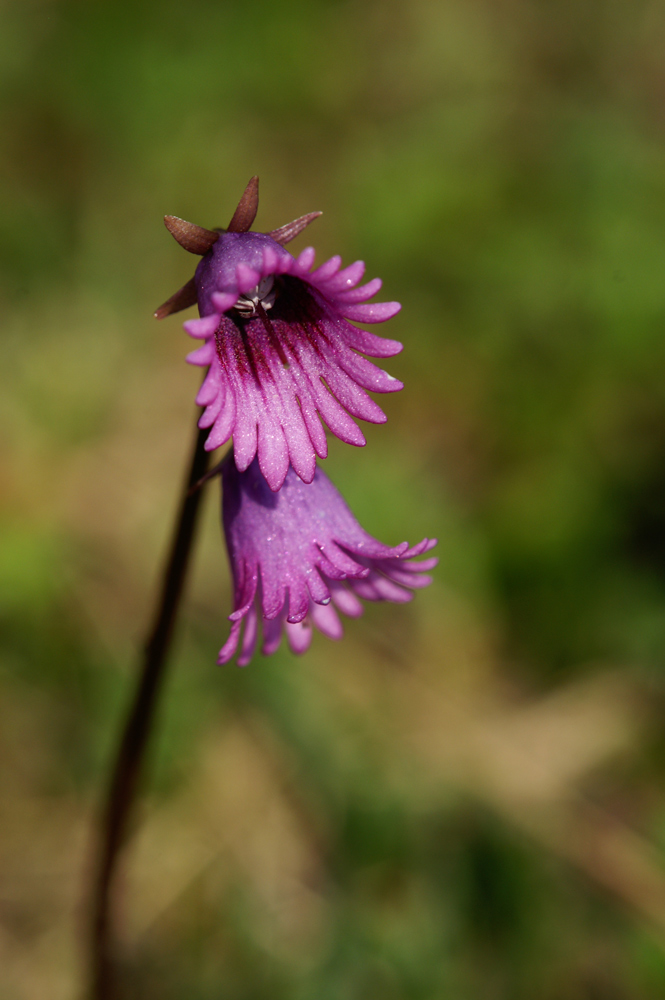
[4, 0, 665, 996]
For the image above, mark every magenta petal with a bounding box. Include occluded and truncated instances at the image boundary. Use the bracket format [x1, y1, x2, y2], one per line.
[410, 556, 439, 572]
[285, 620, 313, 654]
[226, 379, 259, 469]
[287, 576, 310, 623]
[320, 260, 366, 293]
[185, 314, 220, 339]
[260, 569, 287, 620]
[309, 601, 343, 639]
[293, 247, 316, 273]
[252, 353, 316, 484]
[278, 417, 316, 482]
[237, 605, 259, 667]
[321, 365, 388, 423]
[236, 263, 261, 294]
[198, 395, 223, 429]
[382, 566, 433, 588]
[351, 574, 413, 603]
[257, 416, 289, 492]
[218, 619, 242, 664]
[211, 291, 239, 312]
[196, 364, 223, 406]
[337, 351, 403, 394]
[296, 393, 328, 459]
[342, 301, 402, 323]
[320, 539, 367, 577]
[304, 375, 367, 445]
[340, 325, 404, 358]
[219, 459, 437, 666]
[311, 255, 342, 281]
[335, 277, 383, 304]
[205, 399, 236, 450]
[402, 537, 438, 558]
[186, 341, 215, 365]
[262, 615, 283, 655]
[232, 414, 258, 471]
[368, 574, 415, 601]
[229, 578, 257, 621]
[351, 537, 410, 559]
[307, 568, 331, 606]
[329, 582, 364, 618]
[261, 244, 279, 275]
[317, 552, 357, 580]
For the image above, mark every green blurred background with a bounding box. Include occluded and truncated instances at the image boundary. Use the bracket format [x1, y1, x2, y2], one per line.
[4, 0, 665, 996]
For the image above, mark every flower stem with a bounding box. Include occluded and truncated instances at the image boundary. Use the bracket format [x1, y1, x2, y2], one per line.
[89, 421, 210, 1000]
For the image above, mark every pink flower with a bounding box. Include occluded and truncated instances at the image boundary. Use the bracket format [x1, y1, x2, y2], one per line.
[218, 455, 437, 667]
[156, 178, 403, 492]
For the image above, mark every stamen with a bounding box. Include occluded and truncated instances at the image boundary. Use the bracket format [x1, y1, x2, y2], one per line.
[234, 275, 277, 317]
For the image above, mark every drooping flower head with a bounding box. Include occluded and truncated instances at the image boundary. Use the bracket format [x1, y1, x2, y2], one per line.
[219, 454, 437, 666]
[156, 177, 404, 492]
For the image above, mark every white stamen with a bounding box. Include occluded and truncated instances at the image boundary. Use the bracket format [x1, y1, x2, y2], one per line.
[234, 275, 276, 317]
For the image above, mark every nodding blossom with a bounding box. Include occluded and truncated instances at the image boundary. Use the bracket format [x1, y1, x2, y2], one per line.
[218, 454, 437, 667]
[156, 177, 403, 492]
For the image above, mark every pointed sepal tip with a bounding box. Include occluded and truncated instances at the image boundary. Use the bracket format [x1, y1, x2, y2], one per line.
[164, 215, 219, 255]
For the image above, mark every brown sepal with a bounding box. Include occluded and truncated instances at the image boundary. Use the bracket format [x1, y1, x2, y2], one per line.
[154, 277, 198, 319]
[164, 216, 219, 255]
[269, 211, 322, 245]
[227, 176, 259, 233]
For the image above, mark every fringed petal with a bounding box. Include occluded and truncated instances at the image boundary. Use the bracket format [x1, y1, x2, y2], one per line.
[217, 619, 243, 664]
[205, 391, 236, 450]
[309, 601, 343, 639]
[236, 605, 259, 667]
[293, 246, 316, 273]
[341, 301, 402, 323]
[186, 341, 215, 365]
[236, 263, 261, 294]
[318, 260, 365, 293]
[340, 324, 403, 358]
[306, 568, 332, 606]
[185, 314, 220, 339]
[329, 582, 364, 618]
[185, 231, 403, 479]
[286, 619, 313, 654]
[211, 291, 239, 312]
[310, 255, 342, 282]
[219, 460, 437, 666]
[261, 615, 284, 655]
[334, 277, 383, 303]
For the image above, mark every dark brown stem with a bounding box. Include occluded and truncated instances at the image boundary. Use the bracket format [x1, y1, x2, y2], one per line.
[89, 420, 210, 1000]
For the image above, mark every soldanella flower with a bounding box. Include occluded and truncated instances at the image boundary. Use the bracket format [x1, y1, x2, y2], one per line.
[91, 180, 434, 981]
[218, 454, 437, 667]
[156, 177, 403, 492]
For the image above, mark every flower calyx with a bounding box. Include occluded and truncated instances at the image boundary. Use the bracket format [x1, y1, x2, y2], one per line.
[155, 176, 322, 318]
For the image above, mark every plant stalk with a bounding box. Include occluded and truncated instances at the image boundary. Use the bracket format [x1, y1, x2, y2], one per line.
[89, 420, 210, 1000]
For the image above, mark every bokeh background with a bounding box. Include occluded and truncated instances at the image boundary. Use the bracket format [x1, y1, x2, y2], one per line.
[4, 0, 665, 996]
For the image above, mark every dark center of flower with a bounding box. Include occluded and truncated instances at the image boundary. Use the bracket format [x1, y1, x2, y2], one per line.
[234, 275, 277, 317]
